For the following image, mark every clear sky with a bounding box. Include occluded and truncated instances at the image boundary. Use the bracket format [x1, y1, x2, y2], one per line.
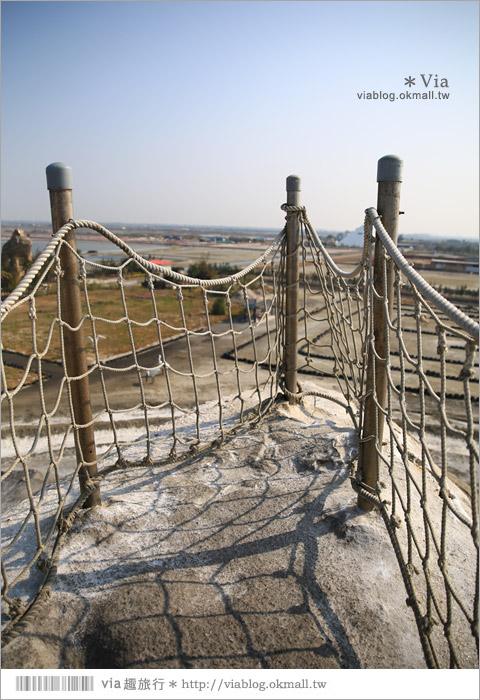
[1, 1, 478, 236]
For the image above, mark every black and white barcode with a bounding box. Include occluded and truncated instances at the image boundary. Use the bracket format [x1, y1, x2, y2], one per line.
[15, 676, 94, 692]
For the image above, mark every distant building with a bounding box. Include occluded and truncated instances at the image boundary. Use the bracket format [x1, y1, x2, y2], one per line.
[148, 259, 173, 269]
[143, 259, 175, 289]
[430, 258, 478, 274]
[324, 235, 338, 247]
[466, 261, 480, 274]
[404, 253, 479, 274]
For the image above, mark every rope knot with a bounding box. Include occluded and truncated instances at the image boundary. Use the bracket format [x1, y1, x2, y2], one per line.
[85, 477, 96, 492]
[8, 598, 26, 619]
[436, 327, 447, 355]
[28, 299, 36, 320]
[421, 615, 438, 634]
[58, 514, 74, 534]
[78, 259, 87, 280]
[459, 341, 477, 381]
[115, 457, 128, 470]
[36, 556, 51, 574]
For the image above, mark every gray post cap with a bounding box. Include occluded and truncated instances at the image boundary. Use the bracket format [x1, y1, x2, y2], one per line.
[377, 155, 403, 182]
[286, 175, 301, 191]
[46, 162, 73, 190]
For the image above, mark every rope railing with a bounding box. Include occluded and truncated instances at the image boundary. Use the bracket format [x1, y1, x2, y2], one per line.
[365, 207, 479, 342]
[1, 220, 285, 316]
[1, 218, 287, 645]
[1, 158, 478, 668]
[281, 169, 478, 668]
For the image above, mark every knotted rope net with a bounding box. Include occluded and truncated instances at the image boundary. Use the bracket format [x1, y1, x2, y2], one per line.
[1, 222, 286, 643]
[280, 204, 478, 668]
[2, 206, 478, 668]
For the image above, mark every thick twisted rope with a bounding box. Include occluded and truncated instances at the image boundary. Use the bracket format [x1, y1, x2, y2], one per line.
[366, 207, 479, 342]
[281, 203, 372, 279]
[1, 220, 286, 319]
[1, 228, 68, 317]
[2, 202, 478, 668]
[282, 201, 478, 668]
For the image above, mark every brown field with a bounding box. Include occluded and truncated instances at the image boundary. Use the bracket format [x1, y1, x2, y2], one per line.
[414, 268, 479, 290]
[1, 282, 244, 386]
[2, 238, 477, 395]
[2, 365, 38, 391]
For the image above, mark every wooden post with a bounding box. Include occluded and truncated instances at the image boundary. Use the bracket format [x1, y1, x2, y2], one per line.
[285, 175, 301, 404]
[358, 155, 403, 511]
[46, 162, 101, 508]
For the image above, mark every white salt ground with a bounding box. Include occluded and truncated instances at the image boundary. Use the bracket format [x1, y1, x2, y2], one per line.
[1, 386, 477, 669]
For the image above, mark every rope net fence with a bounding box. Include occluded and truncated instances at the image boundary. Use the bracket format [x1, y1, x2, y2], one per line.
[1, 221, 286, 643]
[1, 205, 478, 668]
[285, 204, 478, 668]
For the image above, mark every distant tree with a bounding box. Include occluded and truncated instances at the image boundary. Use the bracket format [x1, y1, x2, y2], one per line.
[186, 258, 240, 281]
[212, 296, 226, 315]
[213, 262, 240, 277]
[187, 257, 214, 280]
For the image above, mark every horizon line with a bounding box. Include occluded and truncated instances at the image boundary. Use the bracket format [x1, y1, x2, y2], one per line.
[1, 220, 478, 242]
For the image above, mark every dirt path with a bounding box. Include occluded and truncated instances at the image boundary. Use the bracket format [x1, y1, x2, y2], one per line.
[3, 295, 476, 502]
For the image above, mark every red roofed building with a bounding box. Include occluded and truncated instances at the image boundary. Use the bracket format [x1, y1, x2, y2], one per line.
[148, 259, 174, 268]
[143, 259, 176, 289]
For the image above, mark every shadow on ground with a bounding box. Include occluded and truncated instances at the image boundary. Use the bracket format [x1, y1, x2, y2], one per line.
[2, 398, 437, 670]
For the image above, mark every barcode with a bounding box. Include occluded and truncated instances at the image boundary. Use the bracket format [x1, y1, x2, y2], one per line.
[15, 676, 94, 692]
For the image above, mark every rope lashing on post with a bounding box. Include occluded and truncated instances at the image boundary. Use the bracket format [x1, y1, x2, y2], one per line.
[281, 203, 373, 279]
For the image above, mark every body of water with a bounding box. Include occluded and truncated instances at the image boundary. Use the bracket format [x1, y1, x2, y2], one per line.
[2, 237, 172, 263]
[2, 236, 271, 270]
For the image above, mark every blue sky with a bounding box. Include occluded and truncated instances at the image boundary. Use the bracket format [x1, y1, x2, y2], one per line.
[1, 1, 478, 236]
